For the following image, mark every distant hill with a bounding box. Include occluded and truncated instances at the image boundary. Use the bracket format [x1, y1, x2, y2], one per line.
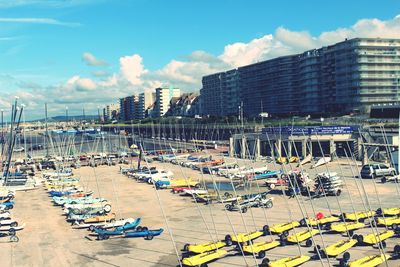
[33, 115, 98, 122]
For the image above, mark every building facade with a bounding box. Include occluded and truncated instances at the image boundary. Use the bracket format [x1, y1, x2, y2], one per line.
[201, 69, 240, 116]
[104, 103, 119, 121]
[201, 38, 400, 117]
[153, 86, 181, 117]
[119, 95, 140, 121]
[138, 90, 155, 119]
[164, 93, 200, 117]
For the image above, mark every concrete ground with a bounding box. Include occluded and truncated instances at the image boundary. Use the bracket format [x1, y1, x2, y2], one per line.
[1, 155, 400, 267]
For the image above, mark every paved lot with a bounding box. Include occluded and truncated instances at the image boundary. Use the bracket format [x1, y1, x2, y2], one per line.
[1, 155, 400, 266]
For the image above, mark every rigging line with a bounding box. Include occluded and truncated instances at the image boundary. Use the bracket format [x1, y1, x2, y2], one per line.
[277, 140, 327, 266]
[316, 132, 383, 254]
[199, 140, 256, 266]
[166, 143, 222, 250]
[240, 137, 275, 240]
[216, 138, 271, 263]
[263, 131, 304, 257]
[284, 138, 331, 266]
[311, 133, 356, 238]
[140, 145, 183, 267]
[356, 133, 391, 262]
[379, 125, 400, 197]
[301, 132, 334, 216]
[345, 138, 388, 265]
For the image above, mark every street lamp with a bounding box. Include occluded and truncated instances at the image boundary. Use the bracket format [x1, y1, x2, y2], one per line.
[320, 117, 324, 126]
[97, 106, 101, 124]
[65, 106, 69, 127]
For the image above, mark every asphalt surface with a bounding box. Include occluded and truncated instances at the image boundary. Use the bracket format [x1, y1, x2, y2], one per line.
[1, 156, 400, 267]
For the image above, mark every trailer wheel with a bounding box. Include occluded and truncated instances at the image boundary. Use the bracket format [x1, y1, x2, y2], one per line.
[381, 177, 387, 183]
[392, 223, 398, 230]
[343, 252, 351, 261]
[241, 207, 248, 213]
[183, 243, 190, 251]
[89, 225, 95, 232]
[8, 228, 16, 236]
[394, 244, 400, 255]
[265, 201, 273, 209]
[348, 230, 354, 237]
[10, 222, 18, 227]
[257, 250, 266, 259]
[269, 184, 276, 189]
[10, 235, 19, 242]
[379, 240, 386, 249]
[103, 204, 112, 213]
[225, 235, 233, 246]
[335, 189, 342, 196]
[282, 230, 289, 238]
[263, 225, 270, 235]
[305, 239, 313, 247]
[261, 258, 270, 266]
[146, 234, 154, 240]
[356, 235, 363, 244]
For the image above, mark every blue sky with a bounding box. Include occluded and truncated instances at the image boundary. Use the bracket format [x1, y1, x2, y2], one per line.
[0, 0, 399, 118]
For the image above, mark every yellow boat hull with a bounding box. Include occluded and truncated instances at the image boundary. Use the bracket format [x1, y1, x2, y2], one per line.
[231, 230, 263, 243]
[186, 241, 226, 254]
[286, 229, 319, 243]
[377, 217, 400, 226]
[380, 207, 400, 216]
[268, 255, 311, 267]
[362, 230, 394, 245]
[243, 241, 280, 254]
[324, 239, 357, 257]
[348, 254, 391, 267]
[330, 222, 364, 233]
[181, 250, 227, 266]
[269, 222, 300, 233]
[344, 211, 375, 221]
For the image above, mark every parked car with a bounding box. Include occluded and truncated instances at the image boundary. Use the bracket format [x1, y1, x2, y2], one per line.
[39, 160, 57, 170]
[28, 144, 44, 151]
[13, 147, 24, 152]
[360, 163, 396, 179]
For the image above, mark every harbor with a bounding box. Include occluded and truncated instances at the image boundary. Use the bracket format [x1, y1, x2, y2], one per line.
[1, 2, 400, 266]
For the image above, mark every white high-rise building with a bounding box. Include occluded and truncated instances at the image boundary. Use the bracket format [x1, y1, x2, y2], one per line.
[154, 86, 181, 117]
[105, 103, 119, 120]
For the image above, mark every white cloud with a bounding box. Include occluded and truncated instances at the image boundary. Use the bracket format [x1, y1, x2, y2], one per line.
[82, 52, 108, 66]
[92, 70, 109, 77]
[2, 15, 400, 119]
[0, 0, 103, 8]
[119, 54, 147, 85]
[0, 17, 80, 27]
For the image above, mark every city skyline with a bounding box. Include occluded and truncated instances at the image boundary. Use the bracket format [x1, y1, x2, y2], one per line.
[0, 0, 400, 119]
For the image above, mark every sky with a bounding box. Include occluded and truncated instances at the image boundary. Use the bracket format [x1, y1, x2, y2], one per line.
[0, 0, 400, 119]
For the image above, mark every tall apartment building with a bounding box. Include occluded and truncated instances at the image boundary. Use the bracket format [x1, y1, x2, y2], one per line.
[201, 38, 400, 117]
[201, 69, 240, 116]
[153, 86, 181, 117]
[138, 90, 155, 119]
[105, 103, 119, 121]
[119, 95, 139, 121]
